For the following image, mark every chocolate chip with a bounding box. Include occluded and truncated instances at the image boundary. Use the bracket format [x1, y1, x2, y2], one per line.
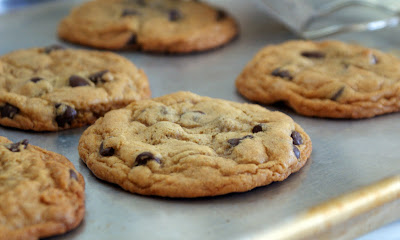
[134, 0, 146, 6]
[293, 145, 300, 159]
[228, 135, 254, 147]
[169, 9, 182, 21]
[7, 139, 29, 152]
[331, 86, 345, 101]
[69, 169, 78, 181]
[193, 111, 205, 114]
[134, 152, 161, 166]
[227, 138, 241, 147]
[216, 9, 227, 21]
[192, 111, 205, 121]
[1, 103, 19, 119]
[99, 142, 115, 156]
[291, 131, 303, 145]
[20, 139, 29, 148]
[122, 9, 139, 17]
[7, 143, 21, 152]
[370, 54, 378, 64]
[126, 34, 138, 46]
[69, 75, 90, 87]
[30, 77, 43, 83]
[89, 70, 109, 84]
[252, 124, 263, 133]
[271, 68, 293, 80]
[43, 45, 65, 54]
[301, 51, 325, 59]
[180, 111, 205, 122]
[160, 106, 168, 115]
[55, 104, 77, 127]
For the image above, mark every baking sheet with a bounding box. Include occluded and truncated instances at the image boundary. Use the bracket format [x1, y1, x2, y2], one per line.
[0, 0, 399, 239]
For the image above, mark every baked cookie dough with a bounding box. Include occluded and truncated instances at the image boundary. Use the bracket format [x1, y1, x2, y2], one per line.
[236, 40, 400, 119]
[78, 91, 312, 198]
[58, 0, 238, 53]
[0, 136, 85, 240]
[0, 45, 150, 131]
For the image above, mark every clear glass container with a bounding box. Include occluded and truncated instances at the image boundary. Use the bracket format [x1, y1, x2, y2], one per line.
[259, 0, 400, 39]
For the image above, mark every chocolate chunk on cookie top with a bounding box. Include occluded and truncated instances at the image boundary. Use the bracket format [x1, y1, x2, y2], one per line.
[0, 46, 150, 131]
[236, 40, 400, 119]
[58, 0, 238, 53]
[78, 92, 312, 198]
[0, 136, 85, 239]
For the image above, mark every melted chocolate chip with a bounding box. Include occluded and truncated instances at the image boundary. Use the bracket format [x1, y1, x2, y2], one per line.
[228, 135, 254, 147]
[99, 142, 115, 156]
[293, 145, 300, 159]
[126, 34, 138, 46]
[169, 9, 182, 21]
[1, 103, 19, 119]
[331, 87, 345, 101]
[216, 9, 227, 21]
[291, 131, 303, 145]
[30, 77, 43, 83]
[301, 51, 325, 59]
[7, 139, 29, 152]
[271, 68, 293, 80]
[134, 152, 161, 166]
[69, 75, 90, 87]
[89, 70, 109, 84]
[55, 104, 77, 127]
[69, 169, 78, 181]
[252, 124, 263, 133]
[122, 9, 139, 17]
[44, 45, 65, 54]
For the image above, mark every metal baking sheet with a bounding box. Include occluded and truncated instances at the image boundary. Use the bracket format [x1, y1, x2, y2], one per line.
[0, 1, 399, 239]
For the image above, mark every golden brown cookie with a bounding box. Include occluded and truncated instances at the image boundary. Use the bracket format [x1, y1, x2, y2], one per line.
[236, 40, 400, 119]
[0, 45, 150, 131]
[78, 91, 312, 198]
[0, 136, 85, 240]
[58, 0, 238, 53]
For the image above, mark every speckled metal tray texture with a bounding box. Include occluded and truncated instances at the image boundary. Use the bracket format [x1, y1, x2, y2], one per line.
[0, 1, 399, 239]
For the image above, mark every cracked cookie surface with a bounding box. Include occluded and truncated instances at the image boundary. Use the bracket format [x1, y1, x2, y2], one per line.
[236, 40, 400, 119]
[58, 0, 238, 53]
[78, 91, 312, 198]
[0, 46, 150, 131]
[0, 136, 85, 240]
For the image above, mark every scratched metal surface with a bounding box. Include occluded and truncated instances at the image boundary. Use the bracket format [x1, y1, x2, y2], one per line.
[0, 1, 399, 239]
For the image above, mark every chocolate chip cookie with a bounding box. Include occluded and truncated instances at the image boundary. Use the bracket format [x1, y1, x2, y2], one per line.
[0, 46, 150, 131]
[78, 91, 312, 198]
[58, 0, 238, 53]
[0, 136, 85, 240]
[236, 40, 400, 119]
